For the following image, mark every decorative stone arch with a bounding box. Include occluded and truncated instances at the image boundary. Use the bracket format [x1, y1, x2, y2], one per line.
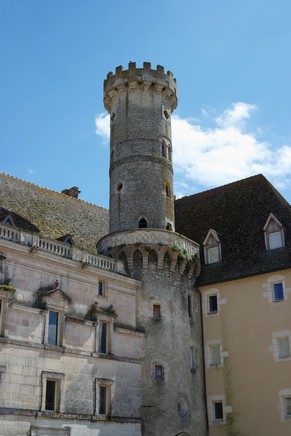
[148, 250, 158, 270]
[163, 251, 171, 271]
[133, 249, 143, 270]
[117, 251, 129, 275]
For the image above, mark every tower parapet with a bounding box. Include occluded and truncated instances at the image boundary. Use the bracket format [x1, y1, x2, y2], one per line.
[104, 62, 177, 112]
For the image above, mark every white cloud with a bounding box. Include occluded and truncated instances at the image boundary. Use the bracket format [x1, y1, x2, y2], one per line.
[27, 168, 34, 174]
[95, 113, 110, 143]
[215, 102, 257, 129]
[95, 103, 291, 197]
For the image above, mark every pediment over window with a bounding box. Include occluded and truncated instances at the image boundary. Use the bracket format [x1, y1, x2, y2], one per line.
[35, 280, 71, 310]
[263, 213, 285, 250]
[203, 229, 222, 264]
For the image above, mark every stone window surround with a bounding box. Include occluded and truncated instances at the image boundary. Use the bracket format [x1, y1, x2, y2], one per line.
[207, 394, 232, 425]
[0, 289, 9, 337]
[97, 279, 107, 298]
[202, 288, 226, 318]
[96, 315, 113, 355]
[95, 378, 113, 417]
[262, 274, 290, 304]
[270, 330, 291, 361]
[278, 389, 291, 421]
[206, 339, 229, 368]
[41, 371, 65, 413]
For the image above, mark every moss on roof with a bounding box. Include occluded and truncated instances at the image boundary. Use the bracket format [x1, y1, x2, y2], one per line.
[175, 174, 291, 285]
[0, 173, 109, 253]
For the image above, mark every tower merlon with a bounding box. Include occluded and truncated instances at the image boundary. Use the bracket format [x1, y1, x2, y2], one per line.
[104, 62, 177, 112]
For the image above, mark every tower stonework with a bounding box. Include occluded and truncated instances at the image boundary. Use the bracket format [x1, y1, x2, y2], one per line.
[98, 63, 207, 436]
[104, 62, 176, 233]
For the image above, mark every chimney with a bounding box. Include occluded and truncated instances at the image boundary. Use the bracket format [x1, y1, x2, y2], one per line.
[61, 186, 81, 199]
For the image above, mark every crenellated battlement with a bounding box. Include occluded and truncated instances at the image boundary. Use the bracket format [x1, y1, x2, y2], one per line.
[104, 62, 177, 111]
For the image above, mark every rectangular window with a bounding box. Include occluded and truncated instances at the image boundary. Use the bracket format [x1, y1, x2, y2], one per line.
[45, 380, 57, 411]
[207, 246, 219, 264]
[99, 385, 109, 415]
[269, 231, 283, 249]
[273, 282, 284, 302]
[210, 345, 221, 366]
[48, 310, 59, 345]
[285, 397, 291, 417]
[154, 365, 164, 381]
[98, 322, 108, 354]
[153, 304, 161, 318]
[213, 401, 223, 421]
[98, 281, 105, 297]
[208, 295, 218, 313]
[187, 295, 192, 318]
[278, 337, 290, 358]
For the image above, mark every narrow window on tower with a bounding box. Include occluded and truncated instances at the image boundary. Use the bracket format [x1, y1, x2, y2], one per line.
[187, 295, 193, 318]
[153, 304, 161, 318]
[154, 365, 164, 382]
[139, 218, 148, 228]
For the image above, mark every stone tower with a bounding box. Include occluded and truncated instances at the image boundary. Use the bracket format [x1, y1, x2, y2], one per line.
[98, 62, 207, 436]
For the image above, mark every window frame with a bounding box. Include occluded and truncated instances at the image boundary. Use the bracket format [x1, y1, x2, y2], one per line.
[97, 320, 110, 355]
[210, 344, 221, 366]
[208, 294, 218, 314]
[284, 397, 291, 418]
[263, 213, 285, 250]
[45, 308, 63, 347]
[213, 401, 224, 422]
[98, 280, 106, 298]
[41, 371, 64, 413]
[153, 304, 161, 319]
[95, 378, 113, 418]
[278, 337, 290, 359]
[154, 364, 164, 382]
[273, 282, 284, 302]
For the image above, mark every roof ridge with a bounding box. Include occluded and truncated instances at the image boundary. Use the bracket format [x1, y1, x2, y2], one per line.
[175, 174, 265, 202]
[0, 172, 108, 211]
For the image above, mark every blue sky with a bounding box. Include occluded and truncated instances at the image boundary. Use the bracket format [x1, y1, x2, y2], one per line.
[1, 0, 291, 207]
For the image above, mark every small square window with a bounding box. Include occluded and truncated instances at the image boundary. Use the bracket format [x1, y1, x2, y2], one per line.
[273, 282, 284, 302]
[207, 246, 219, 264]
[98, 281, 105, 297]
[153, 304, 161, 318]
[208, 295, 218, 314]
[48, 310, 59, 346]
[154, 365, 164, 381]
[98, 321, 108, 354]
[285, 397, 291, 417]
[269, 231, 283, 249]
[210, 345, 221, 366]
[278, 337, 290, 358]
[213, 401, 223, 421]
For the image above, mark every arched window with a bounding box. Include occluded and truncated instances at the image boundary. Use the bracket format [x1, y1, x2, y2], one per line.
[133, 250, 143, 269]
[148, 250, 158, 269]
[139, 218, 148, 228]
[162, 141, 167, 158]
[163, 252, 171, 270]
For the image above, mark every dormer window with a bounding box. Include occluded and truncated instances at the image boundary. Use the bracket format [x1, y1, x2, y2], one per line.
[203, 229, 221, 265]
[263, 213, 285, 250]
[2, 215, 14, 227]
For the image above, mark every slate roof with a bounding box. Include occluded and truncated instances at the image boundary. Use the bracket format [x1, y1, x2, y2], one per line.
[175, 174, 291, 286]
[0, 173, 109, 253]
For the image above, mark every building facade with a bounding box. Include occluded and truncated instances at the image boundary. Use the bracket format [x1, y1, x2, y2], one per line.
[175, 174, 291, 435]
[0, 63, 208, 436]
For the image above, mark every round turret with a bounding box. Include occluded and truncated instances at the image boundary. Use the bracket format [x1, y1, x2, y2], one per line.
[104, 62, 177, 233]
